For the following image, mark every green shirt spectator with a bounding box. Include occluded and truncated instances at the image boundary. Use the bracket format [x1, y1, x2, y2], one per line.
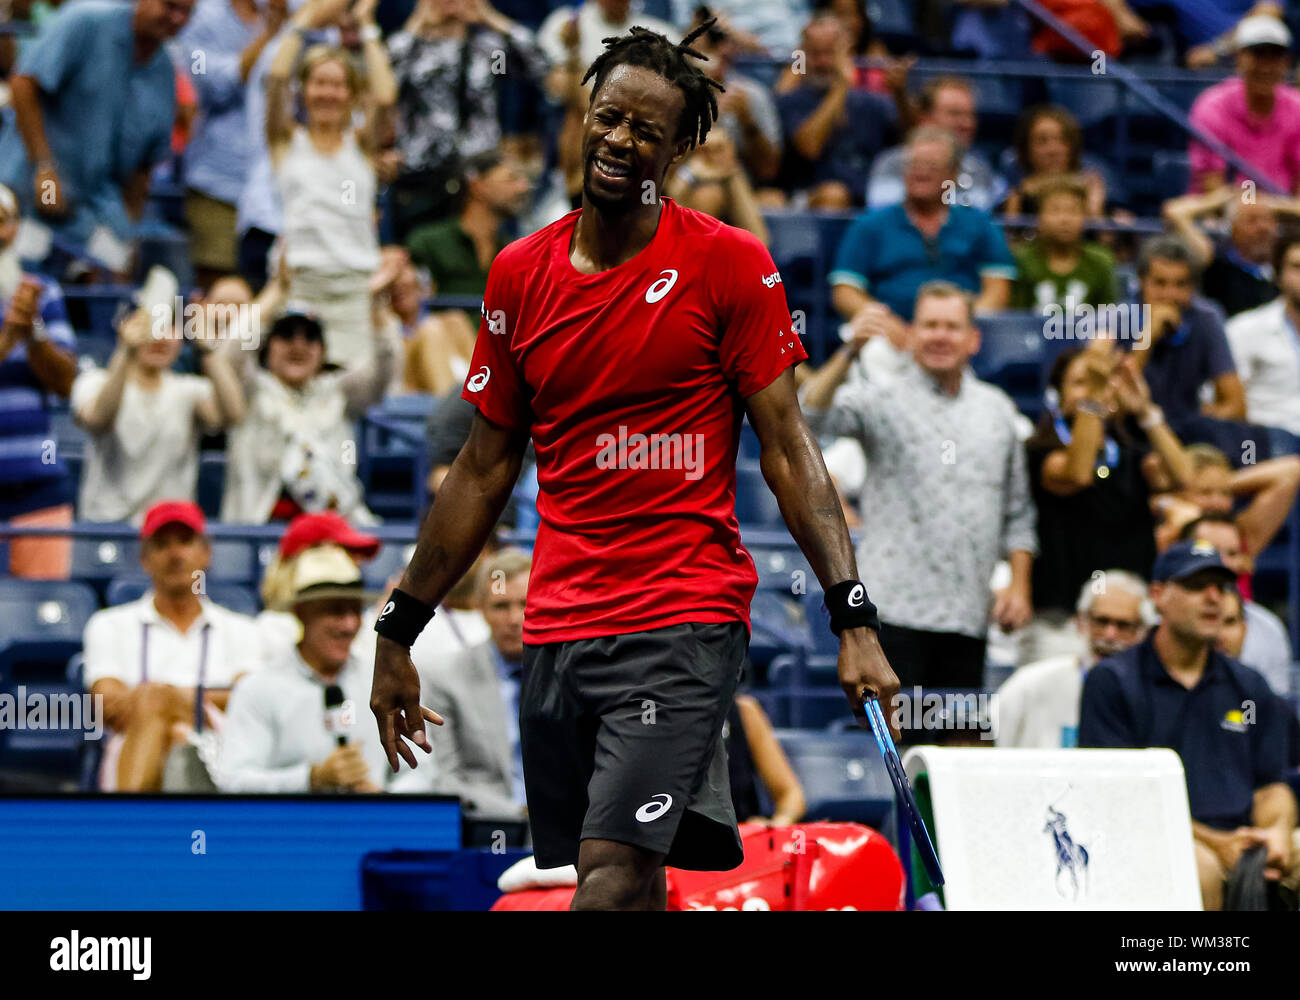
[1012, 239, 1120, 312]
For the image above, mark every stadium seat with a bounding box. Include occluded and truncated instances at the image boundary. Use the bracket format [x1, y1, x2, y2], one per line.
[750, 590, 811, 652]
[763, 212, 830, 362]
[972, 311, 1049, 416]
[104, 576, 260, 616]
[361, 541, 416, 588]
[207, 539, 257, 584]
[1152, 150, 1191, 198]
[0, 579, 97, 647]
[734, 460, 782, 527]
[71, 536, 141, 593]
[0, 580, 98, 783]
[774, 729, 898, 843]
[197, 452, 226, 519]
[747, 544, 812, 591]
[359, 395, 435, 520]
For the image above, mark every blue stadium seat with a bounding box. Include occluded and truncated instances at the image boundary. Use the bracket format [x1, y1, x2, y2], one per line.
[738, 418, 760, 460]
[361, 541, 416, 588]
[207, 539, 258, 584]
[750, 590, 811, 652]
[104, 576, 260, 617]
[197, 452, 226, 519]
[734, 460, 782, 527]
[1152, 151, 1191, 199]
[972, 311, 1049, 416]
[0, 580, 98, 781]
[1046, 75, 1125, 130]
[747, 544, 812, 591]
[774, 729, 898, 842]
[71, 536, 141, 590]
[0, 579, 97, 647]
[359, 395, 435, 519]
[763, 212, 830, 362]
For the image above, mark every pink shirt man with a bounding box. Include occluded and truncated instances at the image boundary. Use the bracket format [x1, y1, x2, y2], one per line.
[1188, 77, 1300, 194]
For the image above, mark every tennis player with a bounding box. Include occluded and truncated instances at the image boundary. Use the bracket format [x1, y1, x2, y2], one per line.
[371, 21, 899, 911]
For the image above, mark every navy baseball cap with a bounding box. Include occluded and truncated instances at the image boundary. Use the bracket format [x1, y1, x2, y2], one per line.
[1152, 540, 1237, 585]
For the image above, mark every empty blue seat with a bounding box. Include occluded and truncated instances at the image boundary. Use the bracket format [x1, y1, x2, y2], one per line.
[1152, 150, 1191, 198]
[972, 311, 1049, 414]
[362, 541, 416, 588]
[734, 460, 783, 527]
[197, 452, 226, 519]
[750, 590, 810, 651]
[747, 544, 812, 591]
[71, 536, 141, 584]
[0, 580, 97, 647]
[207, 539, 257, 583]
[774, 729, 897, 840]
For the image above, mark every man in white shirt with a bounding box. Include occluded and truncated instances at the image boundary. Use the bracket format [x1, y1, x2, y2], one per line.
[218, 544, 435, 793]
[1183, 513, 1293, 697]
[1225, 232, 1300, 437]
[83, 500, 261, 790]
[994, 570, 1153, 748]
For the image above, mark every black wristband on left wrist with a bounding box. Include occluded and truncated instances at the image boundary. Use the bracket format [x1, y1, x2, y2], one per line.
[824, 579, 880, 635]
[374, 587, 435, 647]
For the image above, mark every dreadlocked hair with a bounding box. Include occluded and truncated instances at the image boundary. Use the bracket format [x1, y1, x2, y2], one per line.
[580, 19, 725, 150]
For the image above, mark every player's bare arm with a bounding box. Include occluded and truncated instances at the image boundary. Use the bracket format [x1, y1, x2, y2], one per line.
[370, 411, 530, 771]
[744, 368, 900, 731]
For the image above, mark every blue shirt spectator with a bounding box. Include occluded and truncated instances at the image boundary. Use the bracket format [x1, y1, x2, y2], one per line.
[0, 272, 76, 515]
[0, 0, 193, 268]
[1133, 298, 1237, 426]
[176, 0, 266, 208]
[830, 202, 1016, 320]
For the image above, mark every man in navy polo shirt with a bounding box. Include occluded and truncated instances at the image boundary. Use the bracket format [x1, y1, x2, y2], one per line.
[1079, 541, 1298, 910]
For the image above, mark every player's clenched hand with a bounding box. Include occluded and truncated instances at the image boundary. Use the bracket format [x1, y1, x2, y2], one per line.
[370, 636, 441, 772]
[838, 627, 900, 739]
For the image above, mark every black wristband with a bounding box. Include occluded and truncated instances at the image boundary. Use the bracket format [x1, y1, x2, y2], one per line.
[824, 580, 880, 635]
[374, 587, 435, 647]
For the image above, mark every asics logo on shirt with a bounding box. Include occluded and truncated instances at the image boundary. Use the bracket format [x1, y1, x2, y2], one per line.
[466, 366, 491, 392]
[635, 793, 673, 823]
[848, 585, 865, 608]
[761, 270, 782, 288]
[645, 269, 679, 303]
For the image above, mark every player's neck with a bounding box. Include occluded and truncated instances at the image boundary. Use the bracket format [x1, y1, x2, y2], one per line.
[571, 197, 664, 274]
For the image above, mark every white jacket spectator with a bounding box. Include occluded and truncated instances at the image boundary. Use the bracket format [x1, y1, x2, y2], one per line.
[1224, 234, 1300, 435]
[217, 545, 435, 792]
[220, 301, 397, 525]
[72, 308, 244, 523]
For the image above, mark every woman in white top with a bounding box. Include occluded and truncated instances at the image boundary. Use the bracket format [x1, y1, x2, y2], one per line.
[72, 308, 244, 523]
[266, 0, 396, 369]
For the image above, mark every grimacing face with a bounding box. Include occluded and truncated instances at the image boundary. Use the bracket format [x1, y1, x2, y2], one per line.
[582, 65, 690, 216]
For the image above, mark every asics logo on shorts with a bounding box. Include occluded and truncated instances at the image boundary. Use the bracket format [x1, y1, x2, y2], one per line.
[848, 584, 865, 608]
[644, 269, 678, 303]
[466, 366, 491, 392]
[635, 793, 673, 823]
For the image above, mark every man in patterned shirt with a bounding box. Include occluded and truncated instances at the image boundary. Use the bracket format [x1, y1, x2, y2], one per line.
[803, 280, 1037, 700]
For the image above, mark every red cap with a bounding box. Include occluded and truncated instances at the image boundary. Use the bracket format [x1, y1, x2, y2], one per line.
[140, 500, 207, 540]
[278, 511, 381, 561]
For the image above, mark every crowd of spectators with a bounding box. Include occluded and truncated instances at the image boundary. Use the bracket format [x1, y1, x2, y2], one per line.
[3, 0, 1300, 909]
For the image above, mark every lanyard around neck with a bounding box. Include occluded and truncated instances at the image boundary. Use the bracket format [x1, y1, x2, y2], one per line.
[140, 619, 213, 733]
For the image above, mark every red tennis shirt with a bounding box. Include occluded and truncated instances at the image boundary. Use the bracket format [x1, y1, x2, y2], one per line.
[461, 198, 806, 642]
